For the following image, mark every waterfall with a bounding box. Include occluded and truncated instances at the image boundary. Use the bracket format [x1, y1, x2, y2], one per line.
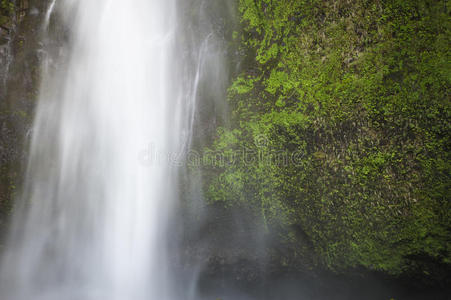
[0, 0, 193, 299]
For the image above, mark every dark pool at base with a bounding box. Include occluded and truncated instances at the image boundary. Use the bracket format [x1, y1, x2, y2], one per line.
[193, 274, 450, 300]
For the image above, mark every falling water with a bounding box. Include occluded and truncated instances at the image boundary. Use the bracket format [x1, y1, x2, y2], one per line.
[0, 0, 199, 299]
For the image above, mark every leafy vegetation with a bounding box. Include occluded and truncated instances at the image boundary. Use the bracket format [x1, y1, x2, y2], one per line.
[0, 0, 15, 30]
[203, 0, 450, 279]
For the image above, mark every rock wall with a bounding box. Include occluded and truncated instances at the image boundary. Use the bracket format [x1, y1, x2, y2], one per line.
[0, 0, 48, 239]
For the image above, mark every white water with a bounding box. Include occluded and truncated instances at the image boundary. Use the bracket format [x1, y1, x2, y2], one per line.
[0, 0, 189, 299]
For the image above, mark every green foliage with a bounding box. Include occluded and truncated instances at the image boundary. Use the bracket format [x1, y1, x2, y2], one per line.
[0, 0, 15, 27]
[204, 0, 451, 278]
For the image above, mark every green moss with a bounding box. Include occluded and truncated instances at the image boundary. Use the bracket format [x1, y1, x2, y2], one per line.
[203, 0, 451, 279]
[0, 0, 15, 27]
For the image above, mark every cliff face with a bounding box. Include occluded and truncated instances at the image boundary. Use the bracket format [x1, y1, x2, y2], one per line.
[0, 0, 50, 237]
[197, 0, 450, 290]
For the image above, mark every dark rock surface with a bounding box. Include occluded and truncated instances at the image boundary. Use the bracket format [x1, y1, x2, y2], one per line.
[0, 0, 48, 239]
